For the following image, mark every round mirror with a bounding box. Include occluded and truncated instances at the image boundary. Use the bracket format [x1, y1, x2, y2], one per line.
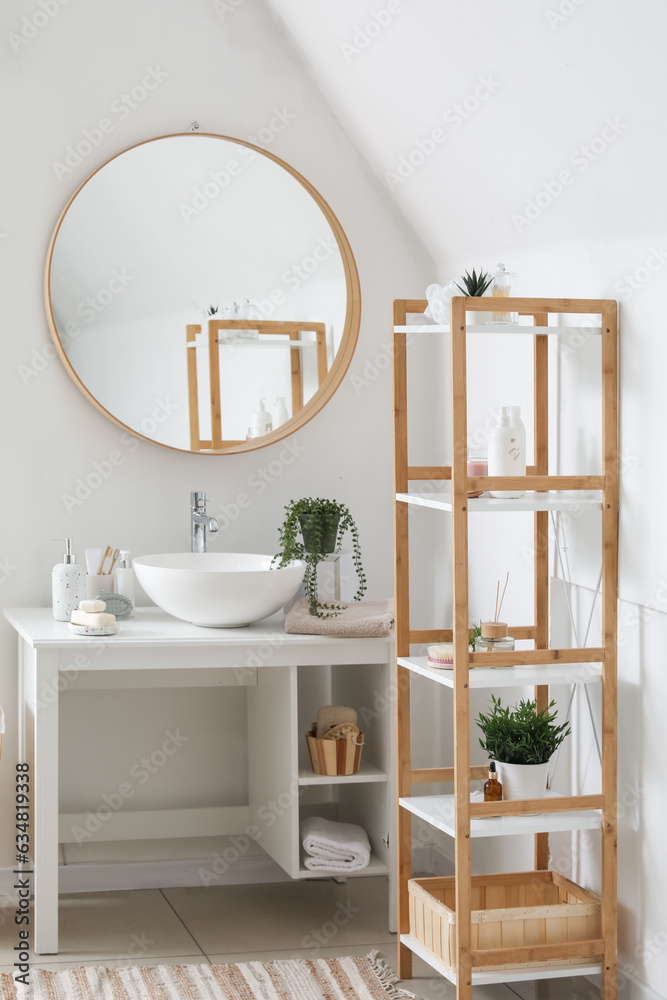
[45, 134, 361, 453]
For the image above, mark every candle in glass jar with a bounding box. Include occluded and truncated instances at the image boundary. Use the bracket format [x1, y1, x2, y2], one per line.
[467, 450, 488, 497]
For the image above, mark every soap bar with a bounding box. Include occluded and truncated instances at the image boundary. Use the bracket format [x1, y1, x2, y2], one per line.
[79, 599, 107, 613]
[71, 609, 116, 627]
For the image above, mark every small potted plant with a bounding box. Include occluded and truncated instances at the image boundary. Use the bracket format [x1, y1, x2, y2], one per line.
[475, 695, 571, 800]
[455, 267, 493, 325]
[273, 498, 367, 617]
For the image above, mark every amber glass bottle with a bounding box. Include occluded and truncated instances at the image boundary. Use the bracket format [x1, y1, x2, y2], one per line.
[483, 762, 502, 802]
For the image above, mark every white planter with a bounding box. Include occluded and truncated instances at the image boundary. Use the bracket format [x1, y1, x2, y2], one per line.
[496, 760, 550, 800]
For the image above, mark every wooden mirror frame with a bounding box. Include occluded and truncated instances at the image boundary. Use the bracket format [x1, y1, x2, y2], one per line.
[44, 133, 362, 455]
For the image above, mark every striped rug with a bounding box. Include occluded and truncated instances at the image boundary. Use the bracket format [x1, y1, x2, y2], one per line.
[1, 951, 417, 1000]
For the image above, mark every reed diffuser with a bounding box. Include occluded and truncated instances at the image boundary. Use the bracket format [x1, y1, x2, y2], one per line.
[474, 572, 515, 654]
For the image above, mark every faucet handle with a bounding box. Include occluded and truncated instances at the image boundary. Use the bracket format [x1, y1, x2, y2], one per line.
[191, 491, 206, 509]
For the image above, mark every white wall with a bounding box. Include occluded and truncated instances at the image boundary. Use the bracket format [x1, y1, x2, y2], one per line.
[0, 0, 433, 885]
[264, 2, 667, 996]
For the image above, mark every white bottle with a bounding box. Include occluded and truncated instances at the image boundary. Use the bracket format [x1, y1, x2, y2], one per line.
[114, 550, 136, 617]
[250, 398, 272, 437]
[508, 405, 527, 474]
[488, 406, 525, 498]
[52, 538, 86, 621]
[273, 396, 289, 428]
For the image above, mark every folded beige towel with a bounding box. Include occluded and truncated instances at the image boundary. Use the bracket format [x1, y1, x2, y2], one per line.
[285, 598, 394, 638]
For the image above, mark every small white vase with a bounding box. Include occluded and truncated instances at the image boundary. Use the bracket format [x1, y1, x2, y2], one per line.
[496, 760, 550, 800]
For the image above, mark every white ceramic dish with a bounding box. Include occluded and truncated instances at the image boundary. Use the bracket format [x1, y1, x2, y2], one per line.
[68, 623, 119, 637]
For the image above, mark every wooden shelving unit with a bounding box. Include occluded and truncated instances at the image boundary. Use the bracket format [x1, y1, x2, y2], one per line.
[392, 297, 618, 999]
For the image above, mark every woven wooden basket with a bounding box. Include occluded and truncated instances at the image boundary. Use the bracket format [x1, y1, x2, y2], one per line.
[409, 871, 602, 971]
[305, 727, 364, 776]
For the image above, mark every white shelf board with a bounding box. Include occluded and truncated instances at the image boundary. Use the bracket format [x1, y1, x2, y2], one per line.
[397, 487, 602, 513]
[399, 792, 602, 839]
[400, 934, 602, 986]
[298, 760, 388, 786]
[299, 852, 387, 879]
[394, 323, 601, 336]
[398, 656, 602, 689]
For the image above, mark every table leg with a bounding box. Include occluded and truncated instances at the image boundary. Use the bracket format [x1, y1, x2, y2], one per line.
[33, 649, 59, 954]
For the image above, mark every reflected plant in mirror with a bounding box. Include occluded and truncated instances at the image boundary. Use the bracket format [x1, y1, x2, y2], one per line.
[273, 498, 367, 617]
[45, 134, 360, 454]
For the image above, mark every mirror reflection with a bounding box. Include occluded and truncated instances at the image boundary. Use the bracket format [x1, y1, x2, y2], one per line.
[46, 134, 358, 452]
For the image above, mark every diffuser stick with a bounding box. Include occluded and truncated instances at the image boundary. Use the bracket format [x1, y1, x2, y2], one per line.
[494, 581, 500, 623]
[496, 571, 510, 622]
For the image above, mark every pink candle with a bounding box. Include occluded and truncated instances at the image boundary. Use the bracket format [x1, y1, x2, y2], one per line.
[467, 458, 488, 476]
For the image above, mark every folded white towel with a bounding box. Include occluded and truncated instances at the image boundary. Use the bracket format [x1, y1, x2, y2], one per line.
[301, 816, 371, 872]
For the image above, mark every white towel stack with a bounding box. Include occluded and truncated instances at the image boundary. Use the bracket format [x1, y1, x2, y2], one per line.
[301, 816, 371, 873]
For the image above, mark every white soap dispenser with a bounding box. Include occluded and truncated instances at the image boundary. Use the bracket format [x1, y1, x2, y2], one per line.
[114, 550, 136, 617]
[273, 396, 289, 428]
[52, 538, 86, 621]
[250, 398, 273, 437]
[488, 406, 525, 498]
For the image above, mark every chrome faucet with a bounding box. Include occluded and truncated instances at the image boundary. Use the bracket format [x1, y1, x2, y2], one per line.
[191, 491, 219, 553]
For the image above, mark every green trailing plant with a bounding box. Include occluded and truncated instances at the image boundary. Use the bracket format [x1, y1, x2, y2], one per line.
[475, 695, 571, 765]
[273, 498, 367, 618]
[455, 268, 493, 297]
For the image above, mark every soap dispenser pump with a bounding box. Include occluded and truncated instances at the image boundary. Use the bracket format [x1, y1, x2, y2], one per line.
[52, 538, 86, 622]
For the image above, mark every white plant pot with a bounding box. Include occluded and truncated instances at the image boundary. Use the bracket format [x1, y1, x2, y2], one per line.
[496, 760, 551, 800]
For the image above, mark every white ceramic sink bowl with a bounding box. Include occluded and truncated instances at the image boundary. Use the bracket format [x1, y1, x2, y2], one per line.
[133, 553, 305, 628]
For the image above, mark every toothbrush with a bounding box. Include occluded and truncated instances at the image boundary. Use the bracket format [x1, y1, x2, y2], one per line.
[96, 546, 113, 575]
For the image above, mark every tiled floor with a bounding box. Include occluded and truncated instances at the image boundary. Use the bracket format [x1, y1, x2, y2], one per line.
[5, 877, 600, 1000]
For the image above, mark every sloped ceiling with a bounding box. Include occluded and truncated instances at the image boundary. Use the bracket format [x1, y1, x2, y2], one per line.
[264, 0, 667, 272]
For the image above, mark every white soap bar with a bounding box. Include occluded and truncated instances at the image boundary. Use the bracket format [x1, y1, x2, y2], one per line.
[79, 599, 106, 613]
[71, 609, 116, 627]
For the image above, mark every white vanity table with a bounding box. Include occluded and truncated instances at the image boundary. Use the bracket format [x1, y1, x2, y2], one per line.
[5, 607, 395, 955]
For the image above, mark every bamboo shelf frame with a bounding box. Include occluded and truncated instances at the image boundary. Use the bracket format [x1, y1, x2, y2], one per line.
[186, 319, 328, 451]
[392, 296, 618, 999]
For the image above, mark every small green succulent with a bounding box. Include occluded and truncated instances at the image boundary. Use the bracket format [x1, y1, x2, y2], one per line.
[455, 268, 493, 297]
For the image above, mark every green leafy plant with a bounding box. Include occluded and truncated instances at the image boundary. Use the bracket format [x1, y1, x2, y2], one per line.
[476, 695, 571, 765]
[205, 304, 219, 316]
[273, 498, 367, 617]
[469, 622, 482, 646]
[455, 268, 493, 297]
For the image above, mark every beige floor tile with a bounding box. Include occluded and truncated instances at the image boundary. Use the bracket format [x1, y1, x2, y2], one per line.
[38, 889, 203, 962]
[164, 876, 394, 955]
